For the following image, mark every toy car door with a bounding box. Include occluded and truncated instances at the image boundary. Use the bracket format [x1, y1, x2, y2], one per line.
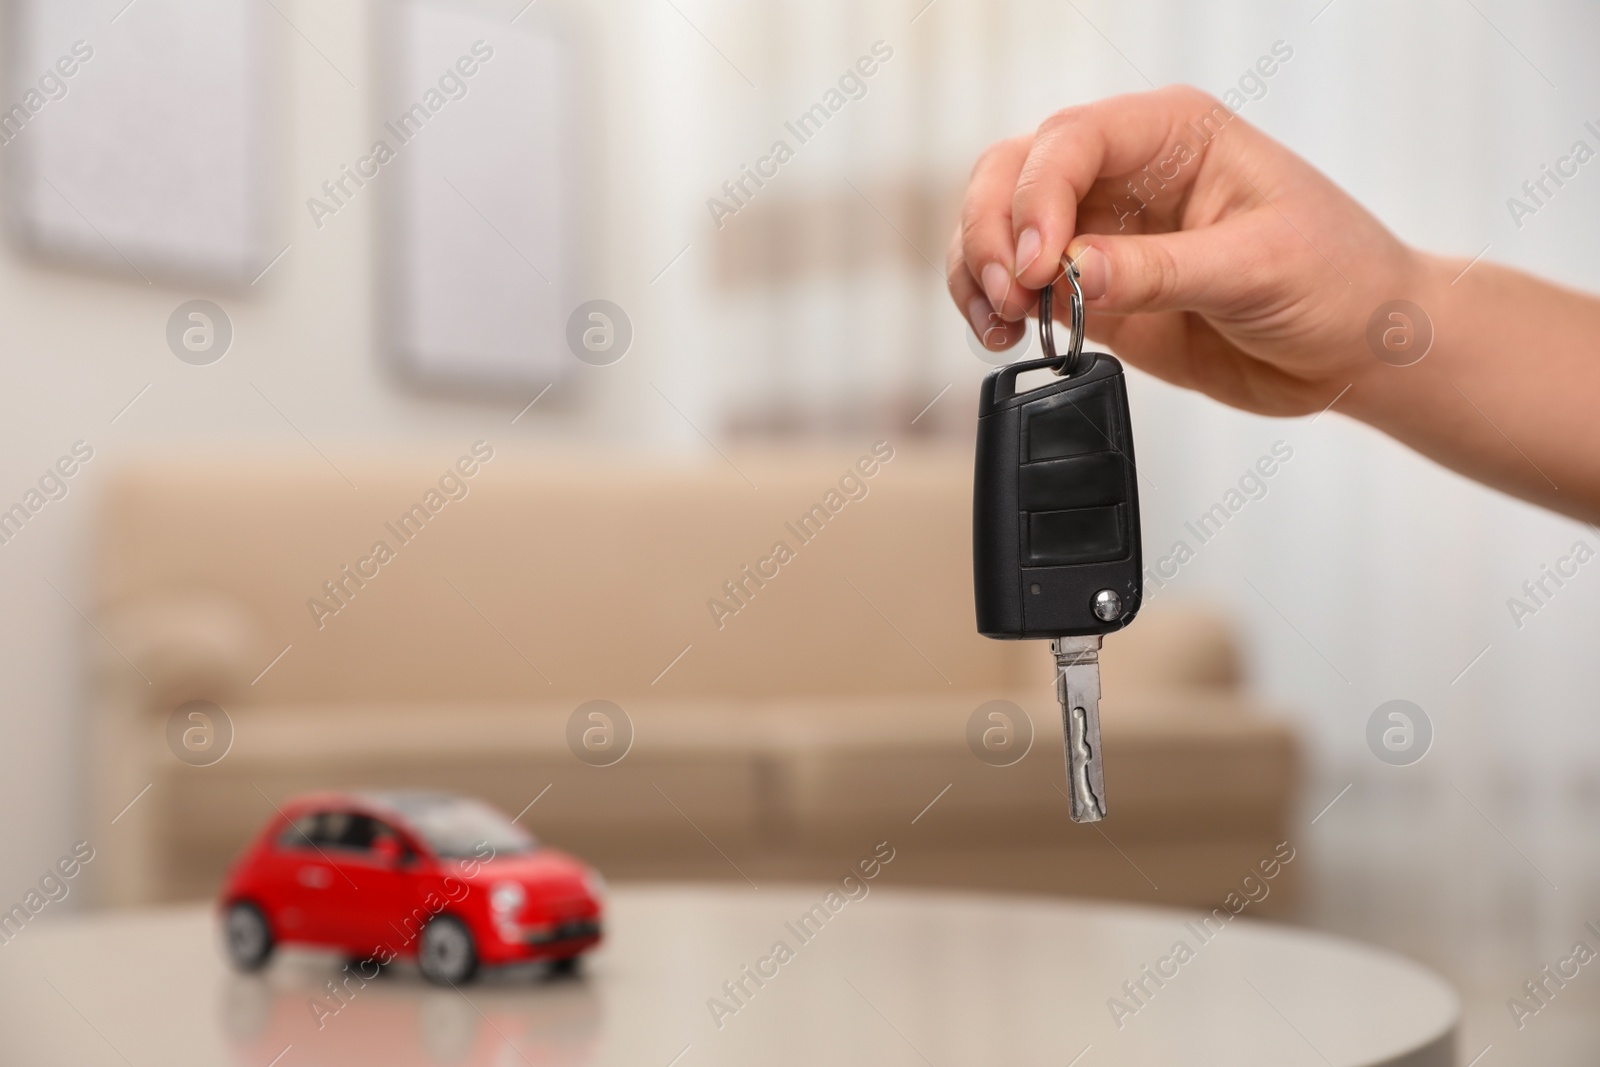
[260, 810, 343, 944]
[315, 811, 424, 955]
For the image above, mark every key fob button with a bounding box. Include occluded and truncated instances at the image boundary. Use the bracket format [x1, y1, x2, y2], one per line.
[1017, 453, 1128, 510]
[1026, 392, 1115, 460]
[1026, 504, 1127, 566]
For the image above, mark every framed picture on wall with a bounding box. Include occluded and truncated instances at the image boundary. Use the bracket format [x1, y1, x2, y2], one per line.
[3, 0, 277, 286]
[376, 0, 578, 395]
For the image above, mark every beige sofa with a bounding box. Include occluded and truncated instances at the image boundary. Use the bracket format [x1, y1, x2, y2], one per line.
[87, 446, 1299, 912]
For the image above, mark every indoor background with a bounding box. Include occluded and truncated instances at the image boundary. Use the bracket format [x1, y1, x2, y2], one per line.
[0, 0, 1596, 1061]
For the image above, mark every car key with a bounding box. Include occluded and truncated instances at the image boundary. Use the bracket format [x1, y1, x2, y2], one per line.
[972, 263, 1143, 823]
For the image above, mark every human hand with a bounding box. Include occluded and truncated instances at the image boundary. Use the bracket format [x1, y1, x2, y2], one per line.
[948, 85, 1427, 416]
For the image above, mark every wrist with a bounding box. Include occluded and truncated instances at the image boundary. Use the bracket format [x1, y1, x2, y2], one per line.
[1338, 247, 1456, 427]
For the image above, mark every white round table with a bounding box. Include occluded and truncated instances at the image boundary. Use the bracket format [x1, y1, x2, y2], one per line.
[0, 885, 1456, 1066]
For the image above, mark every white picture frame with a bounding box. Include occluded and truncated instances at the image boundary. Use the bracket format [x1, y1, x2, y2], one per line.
[377, 0, 577, 395]
[3, 0, 276, 286]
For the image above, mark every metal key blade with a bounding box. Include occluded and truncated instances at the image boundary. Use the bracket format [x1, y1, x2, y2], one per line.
[1052, 636, 1107, 823]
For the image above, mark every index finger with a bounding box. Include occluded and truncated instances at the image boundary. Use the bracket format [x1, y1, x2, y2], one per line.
[1009, 86, 1239, 299]
[958, 135, 1032, 320]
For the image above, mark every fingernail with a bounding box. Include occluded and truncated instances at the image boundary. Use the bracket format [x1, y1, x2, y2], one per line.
[1072, 244, 1109, 301]
[967, 297, 996, 340]
[981, 262, 1012, 314]
[1013, 228, 1041, 277]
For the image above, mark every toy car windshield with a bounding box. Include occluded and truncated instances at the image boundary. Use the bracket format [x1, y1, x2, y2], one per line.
[365, 791, 538, 858]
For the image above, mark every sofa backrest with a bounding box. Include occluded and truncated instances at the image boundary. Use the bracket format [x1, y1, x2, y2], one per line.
[97, 446, 1043, 703]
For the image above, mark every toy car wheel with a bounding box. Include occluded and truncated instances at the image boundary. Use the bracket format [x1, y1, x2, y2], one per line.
[548, 955, 580, 977]
[223, 901, 274, 972]
[418, 916, 478, 985]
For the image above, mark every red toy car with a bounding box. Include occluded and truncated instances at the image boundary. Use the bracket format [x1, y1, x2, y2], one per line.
[219, 791, 603, 984]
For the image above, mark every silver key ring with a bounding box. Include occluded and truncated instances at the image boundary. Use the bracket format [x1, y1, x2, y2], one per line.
[1038, 258, 1089, 377]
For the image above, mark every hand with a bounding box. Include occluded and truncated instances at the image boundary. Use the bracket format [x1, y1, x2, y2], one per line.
[947, 85, 1424, 416]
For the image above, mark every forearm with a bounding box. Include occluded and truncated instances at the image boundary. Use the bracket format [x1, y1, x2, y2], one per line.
[1344, 253, 1600, 523]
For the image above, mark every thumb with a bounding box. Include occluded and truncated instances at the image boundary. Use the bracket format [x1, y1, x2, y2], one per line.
[1065, 222, 1265, 315]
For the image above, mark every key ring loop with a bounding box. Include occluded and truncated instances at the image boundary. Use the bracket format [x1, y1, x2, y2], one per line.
[1038, 259, 1089, 377]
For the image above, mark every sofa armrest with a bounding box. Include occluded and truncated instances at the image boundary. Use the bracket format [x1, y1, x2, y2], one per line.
[87, 591, 262, 907]
[95, 590, 262, 708]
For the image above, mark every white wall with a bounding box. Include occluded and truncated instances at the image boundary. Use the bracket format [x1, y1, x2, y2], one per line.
[2, 0, 1598, 911]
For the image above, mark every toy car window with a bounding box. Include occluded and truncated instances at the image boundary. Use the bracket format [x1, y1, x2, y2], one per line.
[319, 811, 382, 852]
[276, 813, 320, 850]
[275, 810, 384, 851]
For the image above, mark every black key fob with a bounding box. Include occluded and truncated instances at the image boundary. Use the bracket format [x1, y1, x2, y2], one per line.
[973, 350, 1143, 640]
[971, 268, 1142, 823]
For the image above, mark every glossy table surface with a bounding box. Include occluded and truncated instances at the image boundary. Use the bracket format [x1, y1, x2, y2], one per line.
[0, 885, 1457, 1066]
